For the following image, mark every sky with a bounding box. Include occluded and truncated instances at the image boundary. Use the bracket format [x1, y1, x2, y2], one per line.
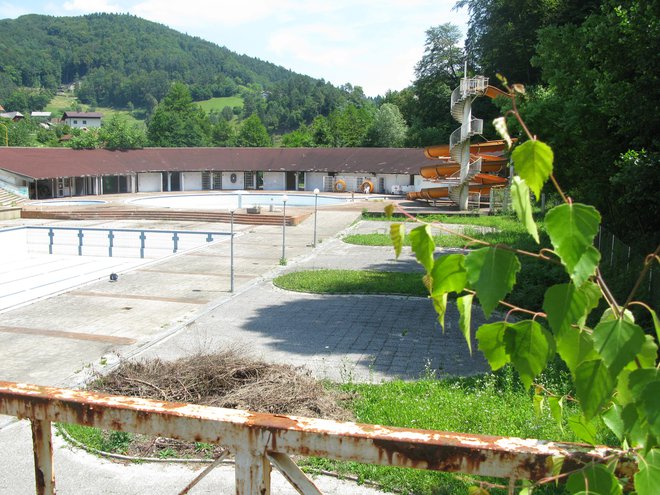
[0, 0, 469, 97]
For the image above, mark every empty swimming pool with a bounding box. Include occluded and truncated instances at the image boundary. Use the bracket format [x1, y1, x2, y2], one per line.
[127, 193, 348, 210]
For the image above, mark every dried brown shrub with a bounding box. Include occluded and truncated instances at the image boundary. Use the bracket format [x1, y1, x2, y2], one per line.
[90, 349, 352, 421]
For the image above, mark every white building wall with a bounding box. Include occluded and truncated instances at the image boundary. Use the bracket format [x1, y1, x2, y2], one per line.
[65, 118, 102, 129]
[222, 172, 245, 190]
[182, 172, 202, 191]
[137, 173, 162, 192]
[263, 172, 285, 191]
[305, 173, 326, 192]
[381, 174, 415, 194]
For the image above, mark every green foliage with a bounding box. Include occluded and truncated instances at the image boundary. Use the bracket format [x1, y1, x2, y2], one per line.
[545, 203, 601, 287]
[391, 90, 659, 492]
[99, 115, 146, 150]
[236, 114, 271, 147]
[366, 103, 408, 147]
[147, 83, 211, 147]
[465, 247, 521, 317]
[510, 176, 539, 243]
[510, 140, 553, 200]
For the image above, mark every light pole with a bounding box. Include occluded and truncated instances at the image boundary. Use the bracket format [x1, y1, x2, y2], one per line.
[313, 188, 320, 247]
[281, 194, 288, 263]
[230, 209, 235, 292]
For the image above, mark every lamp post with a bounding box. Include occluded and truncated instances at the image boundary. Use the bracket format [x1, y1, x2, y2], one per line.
[281, 194, 288, 263]
[230, 209, 235, 292]
[313, 188, 320, 247]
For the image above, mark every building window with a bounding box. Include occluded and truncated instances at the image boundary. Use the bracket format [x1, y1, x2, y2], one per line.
[82, 120, 87, 124]
[73, 120, 78, 124]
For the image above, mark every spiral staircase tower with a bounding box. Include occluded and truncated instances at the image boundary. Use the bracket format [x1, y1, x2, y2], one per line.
[448, 76, 489, 210]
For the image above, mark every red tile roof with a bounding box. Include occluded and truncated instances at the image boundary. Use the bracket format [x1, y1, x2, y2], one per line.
[0, 147, 428, 179]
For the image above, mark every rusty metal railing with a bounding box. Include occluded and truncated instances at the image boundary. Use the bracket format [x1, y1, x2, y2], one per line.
[0, 381, 634, 495]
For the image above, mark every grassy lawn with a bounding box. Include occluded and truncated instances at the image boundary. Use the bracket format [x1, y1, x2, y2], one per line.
[273, 269, 426, 296]
[347, 214, 566, 312]
[300, 364, 603, 495]
[196, 95, 244, 113]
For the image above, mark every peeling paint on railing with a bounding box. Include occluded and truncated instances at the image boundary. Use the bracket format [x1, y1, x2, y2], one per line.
[0, 381, 635, 495]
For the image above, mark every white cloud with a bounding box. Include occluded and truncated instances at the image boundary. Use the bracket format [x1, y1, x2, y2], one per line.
[62, 0, 124, 14]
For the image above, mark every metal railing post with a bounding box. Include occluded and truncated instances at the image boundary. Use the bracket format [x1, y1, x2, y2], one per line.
[172, 232, 179, 254]
[230, 210, 235, 292]
[30, 419, 55, 495]
[139, 231, 146, 259]
[108, 230, 114, 258]
[77, 229, 84, 256]
[48, 228, 54, 255]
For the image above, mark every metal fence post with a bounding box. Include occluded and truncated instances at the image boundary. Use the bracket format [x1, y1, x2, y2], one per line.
[30, 419, 55, 495]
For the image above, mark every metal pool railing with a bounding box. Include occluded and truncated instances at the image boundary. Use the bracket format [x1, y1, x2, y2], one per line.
[20, 226, 230, 259]
[0, 381, 634, 495]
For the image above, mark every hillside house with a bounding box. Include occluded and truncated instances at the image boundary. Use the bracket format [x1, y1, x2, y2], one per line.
[62, 112, 102, 129]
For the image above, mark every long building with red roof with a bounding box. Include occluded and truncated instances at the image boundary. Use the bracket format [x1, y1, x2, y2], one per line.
[0, 147, 427, 199]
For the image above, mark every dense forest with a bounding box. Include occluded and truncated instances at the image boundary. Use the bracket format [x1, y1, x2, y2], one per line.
[0, 13, 355, 133]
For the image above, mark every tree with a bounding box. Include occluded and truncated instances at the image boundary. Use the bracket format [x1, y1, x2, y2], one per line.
[390, 84, 660, 494]
[281, 125, 315, 147]
[366, 103, 408, 147]
[99, 115, 147, 150]
[327, 104, 375, 147]
[211, 119, 237, 147]
[147, 83, 211, 147]
[236, 114, 271, 147]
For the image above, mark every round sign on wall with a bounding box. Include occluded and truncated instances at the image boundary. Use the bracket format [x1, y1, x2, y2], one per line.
[230, 173, 237, 183]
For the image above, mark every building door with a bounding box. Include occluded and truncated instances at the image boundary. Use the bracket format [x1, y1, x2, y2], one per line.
[285, 171, 297, 191]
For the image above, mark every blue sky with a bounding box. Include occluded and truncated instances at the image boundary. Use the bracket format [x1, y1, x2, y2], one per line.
[1, 1, 468, 97]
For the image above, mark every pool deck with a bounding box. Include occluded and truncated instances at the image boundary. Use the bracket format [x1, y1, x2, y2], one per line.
[0, 198, 493, 494]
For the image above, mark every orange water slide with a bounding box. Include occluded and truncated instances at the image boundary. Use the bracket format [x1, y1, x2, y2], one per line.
[419, 155, 508, 180]
[407, 174, 508, 201]
[424, 139, 512, 159]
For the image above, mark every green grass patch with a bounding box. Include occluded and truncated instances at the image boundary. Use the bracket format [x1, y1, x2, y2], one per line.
[196, 96, 244, 113]
[273, 269, 426, 296]
[58, 424, 133, 454]
[301, 365, 612, 495]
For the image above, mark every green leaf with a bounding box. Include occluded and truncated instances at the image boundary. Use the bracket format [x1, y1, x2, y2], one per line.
[510, 176, 539, 243]
[567, 413, 598, 445]
[476, 322, 510, 370]
[602, 405, 625, 442]
[432, 293, 448, 332]
[592, 319, 645, 377]
[566, 463, 622, 495]
[467, 487, 489, 495]
[384, 203, 395, 219]
[574, 359, 615, 419]
[431, 254, 467, 296]
[548, 396, 564, 431]
[635, 448, 660, 495]
[511, 140, 554, 199]
[504, 320, 556, 389]
[600, 307, 635, 324]
[533, 393, 544, 417]
[628, 369, 660, 438]
[457, 294, 474, 355]
[545, 203, 602, 286]
[409, 225, 435, 273]
[389, 223, 405, 259]
[465, 247, 521, 317]
[621, 403, 647, 447]
[635, 335, 659, 368]
[650, 307, 660, 342]
[543, 283, 600, 374]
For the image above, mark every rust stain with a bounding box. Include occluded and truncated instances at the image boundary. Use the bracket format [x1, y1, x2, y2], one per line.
[0, 325, 136, 345]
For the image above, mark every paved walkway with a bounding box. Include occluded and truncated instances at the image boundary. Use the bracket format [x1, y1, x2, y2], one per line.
[0, 210, 490, 494]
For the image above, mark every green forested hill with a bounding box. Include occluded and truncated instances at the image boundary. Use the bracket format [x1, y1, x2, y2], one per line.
[0, 13, 353, 131]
